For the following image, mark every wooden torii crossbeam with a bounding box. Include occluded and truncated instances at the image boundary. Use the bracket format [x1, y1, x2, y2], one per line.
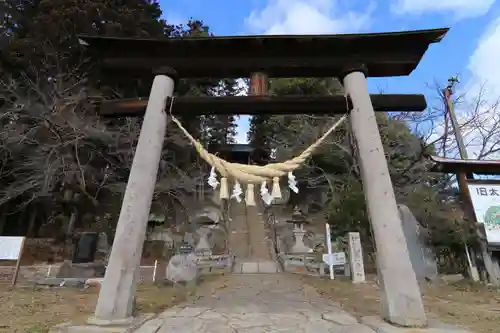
[98, 94, 427, 117]
[79, 28, 450, 329]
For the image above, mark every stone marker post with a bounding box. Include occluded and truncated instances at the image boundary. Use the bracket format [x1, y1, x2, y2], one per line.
[94, 72, 175, 320]
[347, 232, 365, 283]
[342, 68, 427, 327]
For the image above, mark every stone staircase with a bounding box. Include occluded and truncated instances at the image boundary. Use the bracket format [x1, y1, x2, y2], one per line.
[228, 202, 250, 259]
[229, 196, 280, 274]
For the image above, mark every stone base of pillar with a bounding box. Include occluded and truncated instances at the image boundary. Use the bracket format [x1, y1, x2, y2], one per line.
[49, 313, 155, 333]
[360, 316, 471, 333]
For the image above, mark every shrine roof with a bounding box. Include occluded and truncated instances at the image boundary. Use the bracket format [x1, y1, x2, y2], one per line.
[428, 155, 500, 175]
[78, 28, 449, 78]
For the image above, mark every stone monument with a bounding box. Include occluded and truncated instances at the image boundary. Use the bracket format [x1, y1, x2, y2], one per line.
[398, 205, 438, 282]
[347, 232, 366, 283]
[165, 253, 199, 284]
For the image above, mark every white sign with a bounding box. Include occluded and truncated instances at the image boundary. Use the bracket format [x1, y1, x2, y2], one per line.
[325, 223, 334, 280]
[0, 236, 24, 260]
[468, 183, 500, 244]
[322, 252, 346, 266]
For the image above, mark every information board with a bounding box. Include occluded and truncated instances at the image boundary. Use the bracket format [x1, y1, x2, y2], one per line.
[322, 252, 346, 266]
[467, 183, 500, 244]
[0, 236, 24, 260]
[0, 236, 26, 286]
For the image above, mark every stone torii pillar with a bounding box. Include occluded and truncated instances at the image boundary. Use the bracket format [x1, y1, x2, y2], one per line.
[342, 67, 427, 327]
[93, 69, 176, 320]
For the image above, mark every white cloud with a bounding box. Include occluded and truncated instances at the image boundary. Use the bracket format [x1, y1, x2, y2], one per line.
[458, 16, 500, 160]
[235, 0, 373, 143]
[391, 0, 495, 19]
[245, 0, 374, 35]
[467, 16, 500, 96]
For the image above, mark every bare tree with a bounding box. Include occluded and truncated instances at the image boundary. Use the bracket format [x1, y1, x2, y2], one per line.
[403, 81, 500, 161]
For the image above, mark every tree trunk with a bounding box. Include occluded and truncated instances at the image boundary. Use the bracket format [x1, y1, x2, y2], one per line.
[0, 206, 7, 235]
[67, 211, 77, 238]
[26, 206, 38, 237]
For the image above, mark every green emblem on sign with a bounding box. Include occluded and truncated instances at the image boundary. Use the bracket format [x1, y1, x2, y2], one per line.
[484, 206, 500, 226]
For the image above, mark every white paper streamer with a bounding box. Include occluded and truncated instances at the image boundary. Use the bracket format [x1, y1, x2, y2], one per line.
[231, 181, 243, 203]
[207, 166, 219, 189]
[288, 172, 299, 193]
[260, 181, 273, 206]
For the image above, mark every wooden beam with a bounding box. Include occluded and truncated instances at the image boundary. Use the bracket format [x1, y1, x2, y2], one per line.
[99, 55, 421, 78]
[98, 94, 427, 117]
[428, 155, 500, 175]
[79, 28, 449, 78]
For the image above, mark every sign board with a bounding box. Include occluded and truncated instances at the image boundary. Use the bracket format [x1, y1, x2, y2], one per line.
[322, 252, 346, 266]
[467, 183, 500, 244]
[0, 236, 26, 286]
[0, 236, 24, 260]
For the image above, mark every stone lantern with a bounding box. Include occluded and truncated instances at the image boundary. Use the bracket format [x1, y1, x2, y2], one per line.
[193, 216, 216, 256]
[287, 206, 312, 253]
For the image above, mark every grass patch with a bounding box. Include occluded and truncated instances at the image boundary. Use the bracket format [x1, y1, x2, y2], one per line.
[303, 274, 500, 333]
[0, 274, 224, 333]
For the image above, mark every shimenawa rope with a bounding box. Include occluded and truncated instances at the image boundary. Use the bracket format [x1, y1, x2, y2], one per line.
[167, 97, 348, 205]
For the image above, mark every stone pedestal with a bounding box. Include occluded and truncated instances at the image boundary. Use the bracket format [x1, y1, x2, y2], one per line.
[291, 227, 312, 253]
[56, 261, 106, 279]
[50, 313, 155, 333]
[195, 227, 212, 255]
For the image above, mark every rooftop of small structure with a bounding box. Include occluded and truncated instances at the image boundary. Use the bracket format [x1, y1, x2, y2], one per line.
[428, 155, 500, 175]
[208, 144, 271, 165]
[78, 28, 449, 78]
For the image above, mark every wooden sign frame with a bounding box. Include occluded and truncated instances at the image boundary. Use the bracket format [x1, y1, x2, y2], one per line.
[0, 236, 26, 287]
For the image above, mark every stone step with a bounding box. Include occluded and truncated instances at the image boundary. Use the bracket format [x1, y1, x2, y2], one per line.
[228, 202, 250, 258]
[232, 260, 280, 274]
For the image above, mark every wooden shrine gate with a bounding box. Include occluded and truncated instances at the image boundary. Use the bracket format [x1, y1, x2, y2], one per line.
[79, 28, 449, 327]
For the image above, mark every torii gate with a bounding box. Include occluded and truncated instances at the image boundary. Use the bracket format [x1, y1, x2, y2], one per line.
[79, 28, 449, 328]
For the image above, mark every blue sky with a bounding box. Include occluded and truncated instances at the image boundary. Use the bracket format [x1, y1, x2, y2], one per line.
[160, 0, 500, 145]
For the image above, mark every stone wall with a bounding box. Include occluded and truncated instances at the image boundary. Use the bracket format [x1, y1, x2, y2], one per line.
[0, 238, 173, 266]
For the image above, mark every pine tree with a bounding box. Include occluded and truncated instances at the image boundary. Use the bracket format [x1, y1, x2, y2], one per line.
[1, 0, 165, 77]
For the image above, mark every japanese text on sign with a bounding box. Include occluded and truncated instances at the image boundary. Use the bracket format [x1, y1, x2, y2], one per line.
[475, 187, 500, 196]
[467, 183, 500, 244]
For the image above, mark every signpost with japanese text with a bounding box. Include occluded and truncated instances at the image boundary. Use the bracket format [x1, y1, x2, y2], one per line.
[467, 182, 500, 244]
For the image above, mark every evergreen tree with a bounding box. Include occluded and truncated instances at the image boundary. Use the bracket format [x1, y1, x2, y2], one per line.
[1, 0, 165, 77]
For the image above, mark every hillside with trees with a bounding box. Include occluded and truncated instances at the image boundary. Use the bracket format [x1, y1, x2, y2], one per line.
[0, 1, 490, 271]
[0, 1, 239, 243]
[248, 78, 477, 269]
